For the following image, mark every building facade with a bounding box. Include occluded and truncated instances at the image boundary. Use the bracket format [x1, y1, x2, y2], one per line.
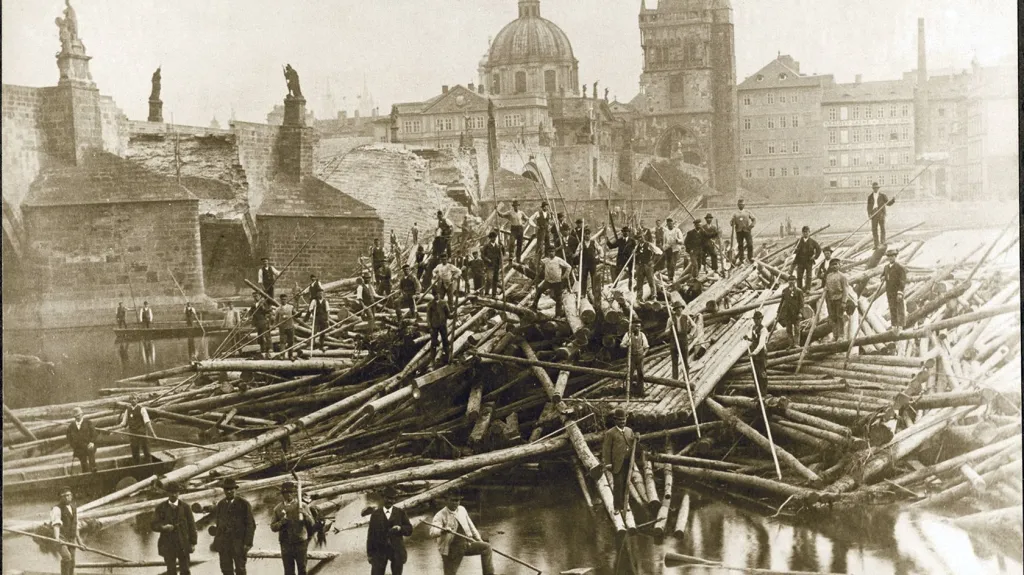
[737, 55, 832, 204]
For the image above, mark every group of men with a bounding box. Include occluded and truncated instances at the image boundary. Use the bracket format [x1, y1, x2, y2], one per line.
[64, 394, 157, 476]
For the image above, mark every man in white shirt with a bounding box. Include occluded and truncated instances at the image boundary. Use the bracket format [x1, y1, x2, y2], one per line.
[742, 310, 770, 396]
[620, 320, 650, 397]
[432, 254, 462, 309]
[139, 301, 154, 329]
[429, 491, 495, 575]
[662, 218, 685, 281]
[532, 246, 571, 317]
[51, 486, 83, 575]
[257, 257, 280, 298]
[120, 394, 157, 464]
[496, 200, 527, 262]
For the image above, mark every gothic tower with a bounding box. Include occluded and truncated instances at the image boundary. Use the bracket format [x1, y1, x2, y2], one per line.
[636, 0, 737, 195]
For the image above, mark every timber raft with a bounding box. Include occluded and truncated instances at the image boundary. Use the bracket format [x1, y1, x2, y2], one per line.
[3, 206, 1021, 570]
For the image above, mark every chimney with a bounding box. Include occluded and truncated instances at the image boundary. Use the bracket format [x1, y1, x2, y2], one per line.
[442, 85, 450, 95]
[917, 18, 927, 85]
[468, 82, 475, 92]
[855, 74, 862, 84]
[354, 109, 360, 119]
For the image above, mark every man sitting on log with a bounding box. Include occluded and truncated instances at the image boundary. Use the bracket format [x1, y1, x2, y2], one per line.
[119, 394, 157, 464]
[532, 246, 571, 317]
[151, 483, 197, 575]
[211, 478, 255, 575]
[824, 258, 848, 341]
[743, 310, 770, 396]
[481, 231, 502, 297]
[271, 481, 315, 575]
[620, 319, 649, 397]
[428, 490, 495, 575]
[882, 247, 907, 332]
[427, 285, 452, 365]
[66, 407, 97, 473]
[601, 408, 636, 516]
[396, 265, 421, 323]
[778, 275, 805, 346]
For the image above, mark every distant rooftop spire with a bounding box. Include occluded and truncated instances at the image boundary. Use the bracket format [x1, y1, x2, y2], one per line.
[519, 0, 540, 18]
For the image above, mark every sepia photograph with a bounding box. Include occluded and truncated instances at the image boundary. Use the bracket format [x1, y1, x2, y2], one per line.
[1, 1, 1020, 574]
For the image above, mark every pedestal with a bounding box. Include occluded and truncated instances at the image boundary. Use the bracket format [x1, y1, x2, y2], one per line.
[283, 96, 307, 127]
[56, 51, 95, 87]
[148, 99, 164, 123]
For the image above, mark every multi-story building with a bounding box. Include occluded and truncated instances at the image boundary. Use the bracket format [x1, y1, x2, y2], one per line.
[821, 79, 916, 201]
[964, 63, 1017, 201]
[737, 55, 832, 203]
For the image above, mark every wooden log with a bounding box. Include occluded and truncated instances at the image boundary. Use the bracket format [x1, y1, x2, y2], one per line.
[909, 459, 1021, 509]
[3, 403, 38, 441]
[504, 412, 520, 443]
[959, 463, 987, 493]
[952, 505, 1024, 531]
[553, 371, 570, 403]
[572, 459, 597, 513]
[653, 463, 673, 536]
[466, 384, 483, 423]
[647, 453, 745, 471]
[769, 421, 830, 450]
[883, 434, 1021, 488]
[469, 404, 494, 446]
[672, 492, 690, 537]
[194, 359, 352, 373]
[643, 457, 661, 513]
[578, 292, 596, 325]
[670, 465, 820, 499]
[560, 290, 592, 344]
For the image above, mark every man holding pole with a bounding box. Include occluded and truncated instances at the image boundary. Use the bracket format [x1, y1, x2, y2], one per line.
[601, 408, 636, 514]
[276, 294, 297, 360]
[66, 407, 97, 474]
[701, 213, 722, 274]
[532, 246, 572, 317]
[882, 248, 907, 331]
[271, 481, 315, 575]
[151, 483, 197, 575]
[867, 182, 895, 248]
[575, 227, 602, 305]
[790, 225, 822, 293]
[662, 218, 684, 282]
[664, 300, 691, 379]
[247, 292, 273, 359]
[51, 486, 83, 575]
[428, 490, 495, 575]
[211, 478, 255, 575]
[396, 265, 422, 323]
[684, 219, 704, 276]
[304, 291, 331, 351]
[778, 275, 805, 347]
[427, 285, 452, 365]
[620, 319, 649, 397]
[730, 199, 756, 263]
[824, 258, 849, 341]
[496, 200, 526, 262]
[116, 302, 128, 329]
[119, 394, 156, 464]
[257, 257, 280, 298]
[481, 231, 502, 297]
[743, 310, 770, 396]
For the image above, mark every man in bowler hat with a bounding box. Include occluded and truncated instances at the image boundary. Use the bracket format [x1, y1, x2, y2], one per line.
[366, 486, 414, 575]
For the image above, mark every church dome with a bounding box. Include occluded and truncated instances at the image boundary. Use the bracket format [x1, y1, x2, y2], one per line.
[487, 1, 576, 67]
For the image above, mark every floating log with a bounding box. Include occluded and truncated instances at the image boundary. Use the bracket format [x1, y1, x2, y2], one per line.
[3, 403, 38, 441]
[653, 463, 673, 536]
[193, 359, 353, 373]
[466, 384, 483, 422]
[672, 492, 691, 538]
[469, 404, 494, 446]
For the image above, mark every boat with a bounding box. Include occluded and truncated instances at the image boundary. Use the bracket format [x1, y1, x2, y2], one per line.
[113, 320, 230, 341]
[2, 451, 177, 497]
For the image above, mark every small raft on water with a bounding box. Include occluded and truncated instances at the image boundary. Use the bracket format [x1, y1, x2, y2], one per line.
[114, 321, 229, 341]
[2, 451, 177, 497]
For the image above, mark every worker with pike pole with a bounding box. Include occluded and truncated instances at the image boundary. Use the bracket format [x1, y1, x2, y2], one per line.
[116, 393, 157, 464]
[428, 490, 496, 575]
[303, 290, 331, 351]
[606, 225, 637, 289]
[246, 292, 273, 358]
[730, 199, 757, 264]
[620, 319, 649, 398]
[882, 247, 908, 332]
[271, 480, 315, 575]
[51, 486, 83, 575]
[495, 199, 527, 262]
[258, 257, 280, 299]
[701, 212, 723, 274]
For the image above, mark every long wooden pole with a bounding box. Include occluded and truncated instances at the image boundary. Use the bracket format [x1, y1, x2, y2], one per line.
[662, 285, 701, 436]
[3, 403, 38, 441]
[420, 521, 542, 574]
[747, 351, 782, 479]
[2, 528, 132, 563]
[103, 428, 217, 452]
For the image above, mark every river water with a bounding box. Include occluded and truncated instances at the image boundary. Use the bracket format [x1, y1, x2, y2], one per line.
[3, 228, 1021, 574]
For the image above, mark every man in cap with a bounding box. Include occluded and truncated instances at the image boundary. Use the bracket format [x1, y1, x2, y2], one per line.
[271, 481, 315, 575]
[742, 310, 770, 395]
[370, 239, 387, 284]
[601, 408, 636, 514]
[790, 225, 822, 292]
[396, 265, 422, 323]
[66, 407, 97, 473]
[428, 490, 495, 575]
[620, 320, 649, 397]
[247, 292, 273, 358]
[257, 257, 280, 298]
[606, 225, 636, 285]
[730, 199, 756, 263]
[634, 229, 661, 301]
[662, 218, 685, 282]
[184, 301, 200, 327]
[684, 219, 704, 276]
[211, 478, 255, 575]
[528, 201, 552, 256]
[427, 284, 453, 364]
[824, 258, 849, 341]
[532, 246, 572, 317]
[151, 483, 197, 575]
[466, 250, 486, 293]
[139, 300, 154, 329]
[496, 200, 527, 262]
[817, 246, 833, 290]
[664, 300, 692, 379]
[882, 248, 907, 331]
[276, 294, 297, 360]
[567, 217, 585, 259]
[867, 182, 895, 248]
[305, 274, 323, 301]
[778, 275, 805, 347]
[574, 227, 603, 305]
[701, 213, 722, 273]
[481, 231, 503, 297]
[119, 394, 156, 464]
[303, 290, 331, 350]
[51, 486, 82, 575]
[367, 486, 413, 575]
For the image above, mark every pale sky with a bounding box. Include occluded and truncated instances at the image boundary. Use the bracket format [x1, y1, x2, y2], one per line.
[2, 0, 1017, 127]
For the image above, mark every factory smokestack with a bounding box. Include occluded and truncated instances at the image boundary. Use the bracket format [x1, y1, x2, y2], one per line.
[917, 18, 927, 84]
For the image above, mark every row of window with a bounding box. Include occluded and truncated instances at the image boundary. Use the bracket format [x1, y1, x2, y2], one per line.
[491, 70, 560, 96]
[744, 167, 803, 178]
[828, 150, 912, 168]
[401, 115, 505, 134]
[828, 126, 911, 144]
[743, 115, 802, 130]
[741, 92, 804, 106]
[828, 103, 911, 121]
[829, 173, 910, 188]
[743, 140, 802, 155]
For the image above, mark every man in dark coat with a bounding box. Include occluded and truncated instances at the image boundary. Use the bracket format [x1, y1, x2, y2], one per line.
[601, 408, 636, 514]
[882, 248, 907, 331]
[366, 486, 414, 575]
[271, 481, 315, 575]
[684, 220, 704, 275]
[66, 407, 97, 473]
[867, 182, 895, 248]
[790, 226, 822, 292]
[151, 483, 197, 575]
[211, 478, 255, 575]
[778, 275, 805, 346]
[606, 226, 636, 285]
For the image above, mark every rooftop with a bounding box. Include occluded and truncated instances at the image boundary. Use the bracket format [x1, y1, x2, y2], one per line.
[258, 177, 379, 219]
[823, 79, 914, 103]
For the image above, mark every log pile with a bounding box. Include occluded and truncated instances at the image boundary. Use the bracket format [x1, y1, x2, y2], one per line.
[3, 218, 1020, 556]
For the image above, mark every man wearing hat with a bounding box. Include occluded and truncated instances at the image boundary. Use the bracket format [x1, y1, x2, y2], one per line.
[258, 257, 280, 298]
[305, 274, 323, 301]
[601, 408, 636, 513]
[496, 200, 526, 262]
[824, 259, 849, 341]
[573, 227, 603, 305]
[778, 275, 805, 347]
[867, 182, 895, 248]
[211, 478, 255, 575]
[662, 218, 685, 281]
[432, 253, 462, 309]
[65, 407, 97, 474]
[634, 229, 661, 301]
[882, 248, 907, 331]
[303, 290, 331, 351]
[51, 486, 82, 575]
[276, 294, 298, 360]
[428, 490, 495, 575]
[370, 239, 387, 284]
[396, 264, 422, 323]
[119, 393, 156, 464]
[151, 483, 197, 575]
[663, 300, 693, 379]
[790, 226, 822, 292]
[533, 246, 572, 317]
[528, 201, 552, 256]
[701, 213, 722, 274]
[355, 274, 378, 333]
[427, 284, 453, 364]
[620, 320, 650, 397]
[743, 310, 770, 395]
[481, 231, 503, 297]
[606, 225, 636, 284]
[730, 199, 756, 263]
[367, 486, 413, 575]
[271, 481, 315, 575]
[816, 246, 832, 290]
[684, 219, 704, 275]
[247, 292, 273, 358]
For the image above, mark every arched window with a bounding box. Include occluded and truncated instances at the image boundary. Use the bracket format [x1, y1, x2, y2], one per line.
[515, 71, 527, 94]
[544, 70, 556, 93]
[491, 74, 501, 95]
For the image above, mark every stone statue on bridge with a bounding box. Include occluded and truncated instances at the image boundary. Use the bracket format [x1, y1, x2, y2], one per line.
[55, 0, 85, 56]
[150, 67, 162, 101]
[284, 64, 303, 99]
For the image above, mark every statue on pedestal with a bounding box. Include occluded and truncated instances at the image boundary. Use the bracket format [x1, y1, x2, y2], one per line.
[150, 67, 162, 101]
[284, 64, 303, 99]
[55, 0, 81, 55]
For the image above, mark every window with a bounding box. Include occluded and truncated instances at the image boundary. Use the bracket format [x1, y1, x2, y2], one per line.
[779, 141, 787, 153]
[514, 71, 527, 94]
[767, 93, 775, 104]
[865, 153, 873, 165]
[840, 129, 849, 144]
[743, 143, 752, 156]
[901, 104, 909, 117]
[436, 118, 454, 131]
[938, 108, 945, 117]
[840, 107, 849, 120]
[779, 115, 787, 128]
[793, 166, 800, 176]
[841, 176, 849, 187]
[852, 129, 860, 144]
[792, 140, 800, 153]
[900, 152, 910, 164]
[877, 153, 886, 165]
[889, 104, 897, 118]
[902, 173, 910, 184]
[840, 153, 849, 167]
[890, 152, 898, 166]
[792, 115, 800, 128]
[743, 118, 751, 130]
[767, 117, 775, 129]
[889, 131, 898, 141]
[876, 106, 884, 119]
[781, 167, 788, 176]
[853, 176, 861, 187]
[901, 126, 910, 140]
[779, 94, 787, 103]
[865, 126, 872, 141]
[828, 107, 837, 121]
[768, 142, 776, 154]
[474, 116, 486, 129]
[877, 129, 885, 142]
[889, 174, 898, 185]
[504, 114, 523, 127]
[829, 179, 838, 188]
[402, 120, 422, 133]
[852, 106, 860, 120]
[492, 74, 501, 95]
[852, 154, 860, 167]
[769, 168, 776, 177]
[744, 169, 753, 178]
[544, 70, 557, 93]
[670, 75, 685, 108]
[829, 155, 837, 167]
[743, 95, 752, 106]
[828, 130, 837, 144]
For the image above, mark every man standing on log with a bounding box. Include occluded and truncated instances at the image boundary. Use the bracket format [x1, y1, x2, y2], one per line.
[432, 253, 462, 310]
[415, 244, 428, 282]
[730, 199, 756, 264]
[824, 259, 848, 341]
[664, 300, 691, 379]
[305, 274, 324, 301]
[396, 265, 421, 323]
[882, 248, 907, 332]
[601, 408, 636, 515]
[867, 182, 895, 248]
[817, 246, 833, 290]
[620, 320, 649, 397]
[427, 285, 452, 365]
[258, 257, 280, 299]
[684, 219, 704, 276]
[528, 201, 552, 257]
[662, 218, 684, 282]
[481, 231, 502, 297]
[119, 394, 156, 464]
[367, 486, 413, 575]
[272, 481, 315, 575]
[276, 294, 297, 360]
[496, 200, 526, 262]
[304, 291, 331, 351]
[247, 292, 272, 359]
[370, 239, 386, 284]
[211, 478, 255, 575]
[743, 310, 770, 396]
[575, 227, 602, 305]
[606, 226, 636, 285]
[151, 483, 197, 575]
[116, 302, 128, 329]
[701, 213, 722, 274]
[51, 486, 82, 575]
[467, 250, 486, 293]
[790, 226, 821, 292]
[66, 407, 97, 474]
[355, 274, 378, 333]
[139, 301, 154, 329]
[533, 246, 571, 317]
[429, 490, 495, 575]
[778, 275, 805, 346]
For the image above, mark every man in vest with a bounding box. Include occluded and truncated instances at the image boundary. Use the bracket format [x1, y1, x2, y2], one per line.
[431, 254, 462, 310]
[304, 291, 331, 351]
[730, 200, 757, 263]
[575, 227, 602, 306]
[528, 202, 552, 257]
[119, 394, 157, 464]
[271, 481, 315, 575]
[701, 213, 722, 273]
[366, 486, 414, 575]
[496, 200, 527, 262]
[428, 490, 495, 575]
[824, 259, 849, 341]
[664, 300, 691, 379]
[51, 486, 83, 575]
[370, 239, 386, 283]
[790, 226, 822, 292]
[481, 231, 503, 297]
[743, 310, 770, 396]
[139, 301, 154, 329]
[276, 294, 297, 360]
[817, 246, 833, 290]
[116, 302, 128, 329]
[211, 478, 256, 575]
[606, 226, 636, 286]
[635, 230, 661, 301]
[882, 248, 907, 331]
[66, 407, 97, 474]
[620, 320, 649, 397]
[151, 483, 197, 575]
[662, 218, 685, 282]
[427, 284, 453, 364]
[257, 257, 280, 298]
[601, 408, 636, 514]
[396, 265, 421, 323]
[247, 293, 272, 358]
[867, 182, 895, 248]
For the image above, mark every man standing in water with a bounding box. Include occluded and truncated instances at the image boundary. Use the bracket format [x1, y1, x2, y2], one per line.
[211, 478, 255, 575]
[51, 486, 83, 575]
[151, 483, 197, 575]
[428, 490, 495, 575]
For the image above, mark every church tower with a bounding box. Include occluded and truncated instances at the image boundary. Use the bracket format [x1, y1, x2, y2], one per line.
[636, 0, 737, 195]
